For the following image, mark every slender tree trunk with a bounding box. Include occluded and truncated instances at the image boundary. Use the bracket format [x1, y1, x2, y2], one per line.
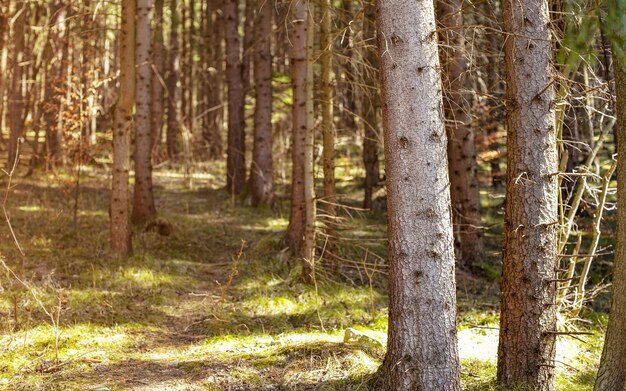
[166, 0, 181, 160]
[224, 0, 247, 195]
[111, 0, 136, 255]
[320, 0, 337, 261]
[151, 0, 165, 161]
[496, 0, 558, 386]
[203, 0, 224, 160]
[437, 0, 485, 269]
[594, 29, 626, 391]
[375, 0, 461, 389]
[8, 1, 25, 168]
[287, 0, 308, 260]
[249, 0, 273, 207]
[132, 0, 157, 225]
[43, 1, 67, 169]
[362, 1, 379, 210]
[302, 1, 316, 281]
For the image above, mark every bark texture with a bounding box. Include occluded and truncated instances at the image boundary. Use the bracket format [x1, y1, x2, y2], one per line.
[249, 0, 274, 207]
[286, 0, 308, 260]
[225, 0, 247, 195]
[132, 0, 157, 225]
[594, 42, 626, 391]
[437, 0, 484, 268]
[111, 0, 136, 255]
[496, 0, 558, 386]
[376, 0, 461, 389]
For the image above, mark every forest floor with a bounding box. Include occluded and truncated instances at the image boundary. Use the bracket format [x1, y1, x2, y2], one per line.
[0, 162, 607, 390]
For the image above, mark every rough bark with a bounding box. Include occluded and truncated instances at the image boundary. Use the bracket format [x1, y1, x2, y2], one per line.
[8, 1, 26, 168]
[320, 0, 337, 261]
[224, 0, 247, 195]
[132, 0, 157, 225]
[151, 0, 165, 161]
[594, 37, 626, 391]
[166, 0, 181, 160]
[362, 1, 379, 210]
[375, 0, 461, 389]
[286, 0, 307, 260]
[111, 0, 136, 256]
[496, 0, 558, 386]
[437, 0, 485, 268]
[249, 0, 274, 207]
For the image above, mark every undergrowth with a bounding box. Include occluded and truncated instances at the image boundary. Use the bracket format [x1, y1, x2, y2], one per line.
[0, 163, 608, 390]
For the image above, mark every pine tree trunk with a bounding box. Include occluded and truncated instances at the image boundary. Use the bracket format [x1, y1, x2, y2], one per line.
[302, 2, 316, 281]
[43, 1, 67, 169]
[203, 0, 224, 160]
[375, 0, 461, 389]
[437, 0, 484, 269]
[224, 0, 247, 195]
[496, 0, 558, 386]
[151, 0, 165, 161]
[320, 0, 337, 261]
[286, 0, 308, 259]
[362, 1, 379, 210]
[249, 0, 274, 207]
[132, 0, 157, 225]
[111, 0, 136, 256]
[594, 38, 626, 391]
[8, 1, 25, 168]
[166, 0, 181, 160]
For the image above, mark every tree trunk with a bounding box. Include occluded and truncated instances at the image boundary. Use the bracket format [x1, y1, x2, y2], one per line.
[151, 0, 165, 161]
[8, 1, 26, 168]
[166, 0, 181, 160]
[132, 0, 157, 225]
[320, 0, 337, 262]
[437, 0, 484, 269]
[249, 0, 273, 207]
[203, 0, 224, 160]
[224, 0, 247, 195]
[302, 1, 316, 281]
[362, 1, 379, 210]
[286, 0, 308, 261]
[111, 0, 136, 256]
[43, 1, 67, 169]
[496, 0, 558, 386]
[594, 32, 626, 391]
[375, 0, 461, 389]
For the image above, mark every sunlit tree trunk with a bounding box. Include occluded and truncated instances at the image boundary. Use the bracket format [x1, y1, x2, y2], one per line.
[594, 30, 626, 391]
[224, 0, 247, 195]
[287, 0, 308, 262]
[496, 0, 558, 386]
[111, 0, 136, 255]
[132, 0, 157, 225]
[437, 0, 484, 268]
[249, 0, 274, 207]
[375, 0, 461, 389]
